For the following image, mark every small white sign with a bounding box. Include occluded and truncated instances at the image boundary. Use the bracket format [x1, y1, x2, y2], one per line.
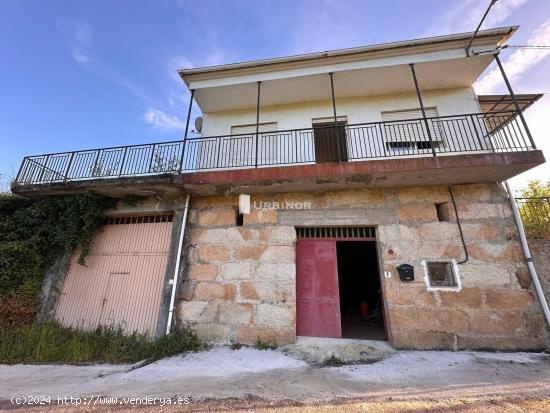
[239, 194, 251, 214]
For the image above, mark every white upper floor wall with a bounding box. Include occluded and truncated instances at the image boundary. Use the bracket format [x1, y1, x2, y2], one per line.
[200, 87, 480, 136]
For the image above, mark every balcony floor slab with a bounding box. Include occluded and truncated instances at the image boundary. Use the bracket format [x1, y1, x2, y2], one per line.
[12, 151, 544, 198]
[12, 174, 186, 199]
[179, 151, 545, 196]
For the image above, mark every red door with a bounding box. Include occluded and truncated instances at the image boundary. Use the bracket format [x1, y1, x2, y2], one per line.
[296, 239, 342, 338]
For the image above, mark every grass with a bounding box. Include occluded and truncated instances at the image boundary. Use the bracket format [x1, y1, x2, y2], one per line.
[230, 342, 244, 350]
[322, 354, 344, 367]
[0, 322, 202, 364]
[254, 339, 278, 351]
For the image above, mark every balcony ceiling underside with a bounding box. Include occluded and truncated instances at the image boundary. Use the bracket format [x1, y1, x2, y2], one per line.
[193, 54, 493, 112]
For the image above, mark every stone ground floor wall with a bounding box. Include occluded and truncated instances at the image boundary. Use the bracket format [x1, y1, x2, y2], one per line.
[176, 183, 549, 350]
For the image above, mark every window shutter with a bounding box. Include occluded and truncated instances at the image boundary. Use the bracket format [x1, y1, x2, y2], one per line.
[231, 122, 278, 135]
[381, 108, 442, 142]
[228, 122, 278, 166]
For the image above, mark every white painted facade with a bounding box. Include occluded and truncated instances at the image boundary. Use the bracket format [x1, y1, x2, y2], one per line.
[200, 87, 481, 137]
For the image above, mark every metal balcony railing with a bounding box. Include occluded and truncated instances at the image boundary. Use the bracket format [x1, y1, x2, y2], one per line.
[516, 197, 550, 240]
[14, 111, 534, 185]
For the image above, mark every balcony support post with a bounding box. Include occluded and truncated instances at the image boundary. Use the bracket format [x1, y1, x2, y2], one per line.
[493, 53, 536, 149]
[409, 63, 436, 157]
[179, 89, 195, 174]
[329, 72, 342, 162]
[255, 81, 261, 167]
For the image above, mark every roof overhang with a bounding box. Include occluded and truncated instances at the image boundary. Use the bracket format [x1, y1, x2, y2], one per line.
[478, 93, 543, 133]
[178, 27, 518, 113]
[478, 93, 543, 113]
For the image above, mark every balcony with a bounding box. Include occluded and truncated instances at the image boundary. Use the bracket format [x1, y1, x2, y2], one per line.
[12, 110, 544, 197]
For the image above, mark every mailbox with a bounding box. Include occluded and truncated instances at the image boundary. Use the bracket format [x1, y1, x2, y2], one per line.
[397, 264, 414, 282]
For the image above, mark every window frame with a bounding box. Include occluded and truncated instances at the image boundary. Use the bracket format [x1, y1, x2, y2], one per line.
[422, 259, 462, 292]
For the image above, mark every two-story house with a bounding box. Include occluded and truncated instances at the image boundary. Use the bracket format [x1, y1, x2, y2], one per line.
[12, 26, 548, 350]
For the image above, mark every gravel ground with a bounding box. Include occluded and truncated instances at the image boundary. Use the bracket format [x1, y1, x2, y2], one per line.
[1, 346, 549, 412]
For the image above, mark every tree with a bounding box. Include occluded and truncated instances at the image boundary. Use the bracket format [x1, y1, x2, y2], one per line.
[517, 179, 550, 240]
[520, 179, 550, 198]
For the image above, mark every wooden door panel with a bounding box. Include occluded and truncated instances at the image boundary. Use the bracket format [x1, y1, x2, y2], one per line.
[313, 123, 348, 163]
[296, 239, 341, 338]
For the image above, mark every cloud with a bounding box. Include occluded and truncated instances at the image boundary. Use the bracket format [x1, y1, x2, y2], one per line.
[70, 22, 92, 64]
[474, 20, 550, 94]
[426, 0, 527, 36]
[163, 51, 228, 109]
[143, 108, 186, 130]
[72, 49, 90, 64]
[75, 23, 92, 43]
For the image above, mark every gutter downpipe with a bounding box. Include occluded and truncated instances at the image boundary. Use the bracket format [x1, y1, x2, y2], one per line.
[504, 181, 550, 328]
[166, 194, 191, 335]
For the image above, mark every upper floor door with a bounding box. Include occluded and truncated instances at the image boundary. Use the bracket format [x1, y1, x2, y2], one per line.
[312, 117, 348, 163]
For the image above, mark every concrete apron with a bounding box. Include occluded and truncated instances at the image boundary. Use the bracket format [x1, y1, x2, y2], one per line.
[281, 336, 396, 364]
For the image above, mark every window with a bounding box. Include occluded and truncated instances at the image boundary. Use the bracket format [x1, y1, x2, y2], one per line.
[228, 122, 278, 167]
[424, 260, 460, 290]
[382, 108, 443, 154]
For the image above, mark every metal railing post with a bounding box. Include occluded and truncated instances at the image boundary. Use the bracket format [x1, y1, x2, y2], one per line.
[377, 122, 387, 157]
[179, 89, 195, 173]
[215, 138, 222, 168]
[14, 157, 26, 183]
[91, 151, 101, 177]
[148, 144, 157, 173]
[469, 114, 484, 150]
[255, 81, 261, 167]
[118, 147, 128, 177]
[409, 63, 436, 157]
[329, 72, 342, 162]
[64, 152, 75, 182]
[37, 155, 50, 182]
[494, 53, 536, 149]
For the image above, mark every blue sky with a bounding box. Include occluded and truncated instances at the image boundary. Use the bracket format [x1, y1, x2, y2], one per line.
[1, 0, 549, 191]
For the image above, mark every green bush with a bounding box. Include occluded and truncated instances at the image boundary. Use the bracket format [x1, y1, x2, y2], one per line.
[0, 322, 202, 364]
[0, 192, 116, 327]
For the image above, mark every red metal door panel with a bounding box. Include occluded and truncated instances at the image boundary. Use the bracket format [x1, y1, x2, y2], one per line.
[296, 239, 341, 338]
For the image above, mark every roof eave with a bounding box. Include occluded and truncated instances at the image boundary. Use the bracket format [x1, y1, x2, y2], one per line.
[177, 26, 518, 84]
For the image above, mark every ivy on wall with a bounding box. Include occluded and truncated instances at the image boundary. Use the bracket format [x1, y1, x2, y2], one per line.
[0, 192, 117, 327]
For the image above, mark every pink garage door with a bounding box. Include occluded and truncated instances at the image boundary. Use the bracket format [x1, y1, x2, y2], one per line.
[296, 239, 341, 338]
[54, 215, 173, 336]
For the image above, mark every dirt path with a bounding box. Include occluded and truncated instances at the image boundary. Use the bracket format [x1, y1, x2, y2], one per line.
[1, 347, 549, 412]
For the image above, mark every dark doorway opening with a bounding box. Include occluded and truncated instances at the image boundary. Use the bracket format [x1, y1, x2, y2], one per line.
[336, 241, 387, 340]
[313, 122, 348, 163]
